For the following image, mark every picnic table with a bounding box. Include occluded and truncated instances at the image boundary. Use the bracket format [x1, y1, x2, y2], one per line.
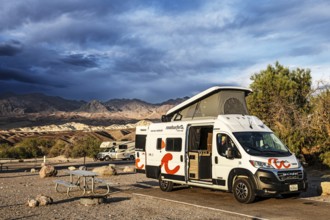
[0, 158, 12, 171]
[0, 162, 8, 171]
[68, 170, 98, 194]
[54, 170, 112, 197]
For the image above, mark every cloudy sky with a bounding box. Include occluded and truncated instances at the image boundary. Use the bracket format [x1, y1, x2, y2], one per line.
[0, 0, 330, 103]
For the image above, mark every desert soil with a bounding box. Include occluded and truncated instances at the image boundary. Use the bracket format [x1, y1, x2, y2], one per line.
[0, 158, 329, 220]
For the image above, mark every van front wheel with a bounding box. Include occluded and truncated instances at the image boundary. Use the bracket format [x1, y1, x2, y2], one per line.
[159, 179, 173, 192]
[233, 178, 255, 204]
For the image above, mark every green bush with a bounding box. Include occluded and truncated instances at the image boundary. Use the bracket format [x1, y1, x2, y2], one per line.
[70, 137, 101, 158]
[48, 140, 68, 157]
[320, 152, 330, 168]
[0, 143, 11, 158]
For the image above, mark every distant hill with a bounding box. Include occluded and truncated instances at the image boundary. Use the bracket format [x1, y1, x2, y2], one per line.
[0, 93, 85, 115]
[0, 92, 188, 130]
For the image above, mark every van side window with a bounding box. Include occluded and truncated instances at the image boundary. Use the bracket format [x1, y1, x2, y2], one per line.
[166, 138, 182, 152]
[156, 138, 162, 150]
[119, 145, 127, 150]
[216, 134, 241, 158]
[135, 135, 146, 151]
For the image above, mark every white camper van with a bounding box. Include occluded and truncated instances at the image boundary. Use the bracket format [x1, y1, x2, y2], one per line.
[135, 86, 307, 203]
[97, 141, 135, 161]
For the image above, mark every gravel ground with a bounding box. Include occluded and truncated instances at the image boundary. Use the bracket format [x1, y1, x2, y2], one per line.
[0, 162, 329, 220]
[0, 165, 246, 220]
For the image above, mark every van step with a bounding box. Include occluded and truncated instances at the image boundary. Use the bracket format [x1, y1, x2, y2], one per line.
[189, 179, 212, 185]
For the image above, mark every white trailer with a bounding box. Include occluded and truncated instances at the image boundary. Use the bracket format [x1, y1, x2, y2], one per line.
[97, 141, 135, 161]
[135, 86, 307, 203]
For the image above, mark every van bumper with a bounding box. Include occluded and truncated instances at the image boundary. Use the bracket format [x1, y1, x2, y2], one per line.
[254, 169, 308, 196]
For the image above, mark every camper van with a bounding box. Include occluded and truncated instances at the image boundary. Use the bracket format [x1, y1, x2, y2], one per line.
[135, 86, 307, 203]
[97, 141, 135, 161]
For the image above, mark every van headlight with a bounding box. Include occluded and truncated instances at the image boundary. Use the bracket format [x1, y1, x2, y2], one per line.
[249, 160, 274, 169]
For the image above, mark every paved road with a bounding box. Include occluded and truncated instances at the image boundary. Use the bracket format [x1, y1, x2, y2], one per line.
[132, 186, 330, 220]
[0, 159, 134, 172]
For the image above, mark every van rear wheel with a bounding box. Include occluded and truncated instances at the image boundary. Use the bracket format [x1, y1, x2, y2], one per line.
[233, 178, 255, 204]
[159, 179, 173, 192]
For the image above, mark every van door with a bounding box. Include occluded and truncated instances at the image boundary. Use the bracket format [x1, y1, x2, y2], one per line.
[135, 134, 147, 173]
[212, 132, 242, 190]
[161, 137, 185, 181]
[187, 125, 213, 182]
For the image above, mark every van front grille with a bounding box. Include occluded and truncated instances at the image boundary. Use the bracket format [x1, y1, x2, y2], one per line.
[277, 170, 303, 181]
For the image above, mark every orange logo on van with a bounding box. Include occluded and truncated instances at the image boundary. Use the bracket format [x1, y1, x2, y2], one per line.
[161, 153, 180, 175]
[135, 158, 144, 169]
[268, 158, 291, 169]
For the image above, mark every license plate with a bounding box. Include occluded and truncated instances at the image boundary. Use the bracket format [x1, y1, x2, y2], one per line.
[289, 184, 298, 191]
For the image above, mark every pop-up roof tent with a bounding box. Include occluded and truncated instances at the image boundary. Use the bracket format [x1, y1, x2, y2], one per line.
[162, 86, 252, 122]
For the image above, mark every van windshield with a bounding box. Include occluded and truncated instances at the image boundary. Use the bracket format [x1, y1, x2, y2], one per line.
[233, 132, 291, 157]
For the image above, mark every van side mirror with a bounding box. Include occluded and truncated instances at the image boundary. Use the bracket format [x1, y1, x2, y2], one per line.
[226, 148, 234, 159]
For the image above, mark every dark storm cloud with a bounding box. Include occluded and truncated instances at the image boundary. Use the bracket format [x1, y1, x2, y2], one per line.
[0, 0, 329, 102]
[0, 40, 23, 56]
[0, 0, 135, 31]
[112, 47, 168, 74]
[61, 54, 98, 67]
[0, 68, 38, 84]
[0, 67, 66, 88]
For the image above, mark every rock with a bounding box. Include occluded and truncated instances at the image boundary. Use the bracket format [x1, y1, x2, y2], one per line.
[39, 165, 58, 178]
[321, 182, 330, 195]
[68, 166, 76, 171]
[123, 166, 135, 173]
[79, 196, 104, 206]
[92, 166, 117, 176]
[30, 168, 37, 173]
[109, 164, 116, 168]
[27, 199, 39, 208]
[36, 194, 53, 206]
[79, 166, 86, 170]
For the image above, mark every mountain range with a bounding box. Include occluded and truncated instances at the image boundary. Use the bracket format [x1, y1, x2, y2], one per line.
[0, 92, 188, 130]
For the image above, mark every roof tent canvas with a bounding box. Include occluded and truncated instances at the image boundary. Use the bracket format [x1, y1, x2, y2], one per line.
[162, 86, 251, 122]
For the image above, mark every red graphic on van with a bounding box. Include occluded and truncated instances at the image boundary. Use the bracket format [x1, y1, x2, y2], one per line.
[135, 158, 144, 169]
[161, 153, 180, 174]
[268, 158, 291, 169]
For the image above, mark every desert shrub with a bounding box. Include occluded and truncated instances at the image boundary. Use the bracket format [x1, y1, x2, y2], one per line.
[0, 143, 11, 158]
[70, 137, 101, 158]
[14, 138, 55, 159]
[320, 152, 330, 168]
[48, 140, 68, 157]
[8, 146, 30, 159]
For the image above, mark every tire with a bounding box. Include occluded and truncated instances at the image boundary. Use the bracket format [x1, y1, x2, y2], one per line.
[233, 178, 255, 204]
[104, 156, 111, 161]
[129, 155, 135, 160]
[159, 178, 173, 192]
